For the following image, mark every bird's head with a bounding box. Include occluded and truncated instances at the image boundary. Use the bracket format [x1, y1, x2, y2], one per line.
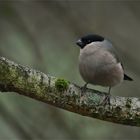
[76, 34, 104, 49]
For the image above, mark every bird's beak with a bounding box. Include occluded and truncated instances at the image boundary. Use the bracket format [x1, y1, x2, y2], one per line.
[76, 39, 83, 48]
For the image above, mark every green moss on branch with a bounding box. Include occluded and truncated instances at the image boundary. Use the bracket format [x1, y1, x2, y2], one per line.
[55, 78, 69, 92]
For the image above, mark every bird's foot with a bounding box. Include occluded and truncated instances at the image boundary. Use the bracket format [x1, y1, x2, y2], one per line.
[100, 87, 111, 106]
[101, 94, 111, 106]
[79, 83, 88, 104]
[80, 83, 88, 96]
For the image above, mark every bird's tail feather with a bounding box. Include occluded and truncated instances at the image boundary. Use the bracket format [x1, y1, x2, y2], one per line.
[124, 74, 133, 81]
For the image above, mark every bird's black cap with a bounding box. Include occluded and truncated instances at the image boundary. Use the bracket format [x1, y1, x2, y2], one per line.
[76, 34, 104, 49]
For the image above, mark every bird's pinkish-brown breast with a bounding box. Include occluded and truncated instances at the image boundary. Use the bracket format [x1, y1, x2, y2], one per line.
[79, 43, 124, 87]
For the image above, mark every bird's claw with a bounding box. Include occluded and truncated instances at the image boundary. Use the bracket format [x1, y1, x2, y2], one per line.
[80, 83, 88, 95]
[100, 94, 111, 106]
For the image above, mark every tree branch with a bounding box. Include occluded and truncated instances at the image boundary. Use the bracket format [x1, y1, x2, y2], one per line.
[0, 56, 139, 126]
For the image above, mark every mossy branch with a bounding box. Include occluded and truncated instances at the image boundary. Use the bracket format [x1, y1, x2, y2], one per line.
[0, 56, 139, 126]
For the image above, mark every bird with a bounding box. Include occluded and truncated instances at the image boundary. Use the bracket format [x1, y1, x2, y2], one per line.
[76, 34, 133, 104]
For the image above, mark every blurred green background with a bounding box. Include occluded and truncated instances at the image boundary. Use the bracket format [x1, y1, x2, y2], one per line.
[0, 1, 139, 140]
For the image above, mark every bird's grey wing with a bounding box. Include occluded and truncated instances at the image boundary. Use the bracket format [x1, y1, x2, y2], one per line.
[104, 40, 133, 81]
[103, 39, 122, 63]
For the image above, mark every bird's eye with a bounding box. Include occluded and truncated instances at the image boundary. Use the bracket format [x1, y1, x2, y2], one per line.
[88, 40, 91, 43]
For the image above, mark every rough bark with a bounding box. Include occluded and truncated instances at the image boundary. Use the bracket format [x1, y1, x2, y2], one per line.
[0, 56, 139, 126]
